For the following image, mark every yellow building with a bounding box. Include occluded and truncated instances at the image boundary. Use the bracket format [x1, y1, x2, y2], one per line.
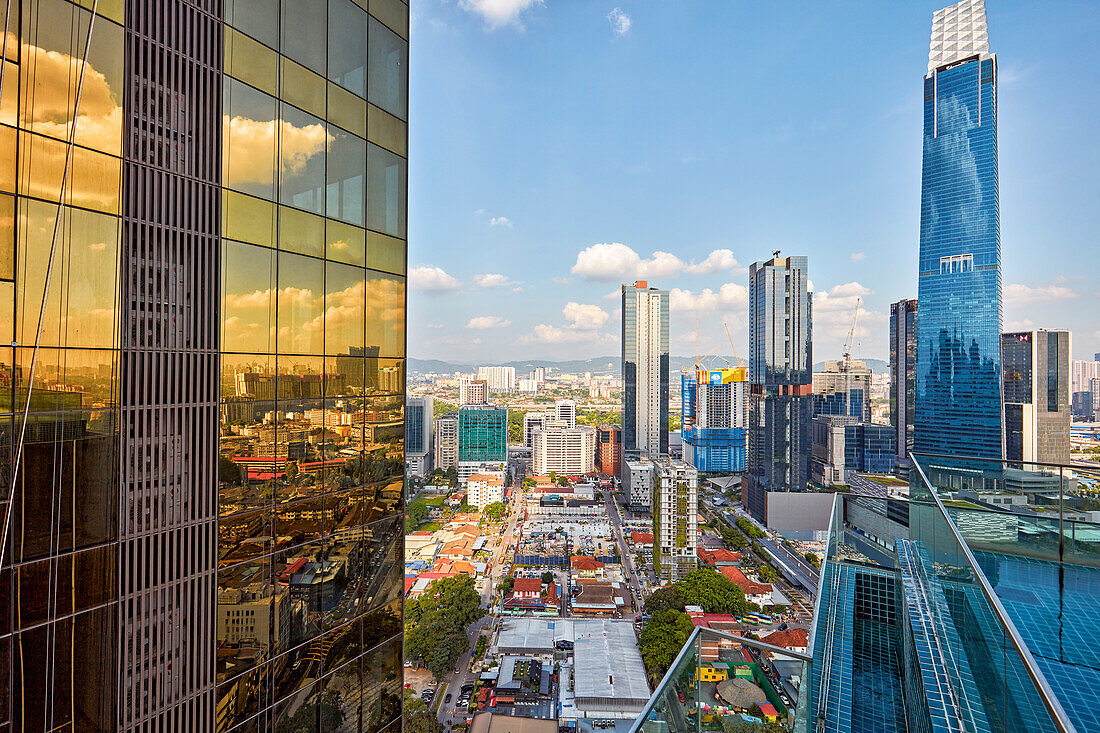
[693, 661, 731, 683]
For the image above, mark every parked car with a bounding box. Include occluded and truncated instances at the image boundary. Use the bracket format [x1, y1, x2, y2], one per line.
[444, 694, 453, 703]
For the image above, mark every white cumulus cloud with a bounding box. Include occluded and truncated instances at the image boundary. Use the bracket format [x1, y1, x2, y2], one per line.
[409, 265, 461, 292]
[459, 0, 543, 28]
[467, 316, 512, 330]
[571, 242, 684, 281]
[562, 302, 610, 330]
[607, 7, 631, 36]
[669, 283, 748, 312]
[473, 273, 515, 288]
[489, 216, 513, 228]
[850, 252, 866, 262]
[684, 249, 745, 275]
[1005, 281, 1078, 304]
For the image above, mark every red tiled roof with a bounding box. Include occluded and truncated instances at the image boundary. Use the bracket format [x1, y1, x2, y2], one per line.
[570, 556, 604, 571]
[512, 577, 543, 593]
[762, 628, 809, 649]
[631, 532, 654, 544]
[698, 547, 742, 563]
[720, 566, 772, 596]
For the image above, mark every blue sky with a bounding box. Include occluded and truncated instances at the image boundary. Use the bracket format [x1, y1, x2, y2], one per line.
[407, 0, 1100, 364]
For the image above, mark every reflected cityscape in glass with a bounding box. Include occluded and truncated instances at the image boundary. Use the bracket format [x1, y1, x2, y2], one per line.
[0, 0, 407, 729]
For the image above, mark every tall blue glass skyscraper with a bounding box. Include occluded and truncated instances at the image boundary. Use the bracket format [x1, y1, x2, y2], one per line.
[915, 0, 1003, 460]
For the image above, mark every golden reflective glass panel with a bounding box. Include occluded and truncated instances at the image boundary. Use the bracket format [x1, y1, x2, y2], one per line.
[364, 229, 404, 276]
[222, 239, 276, 354]
[328, 0, 366, 96]
[276, 251, 324, 355]
[367, 15, 407, 120]
[19, 131, 121, 213]
[223, 190, 276, 247]
[279, 104, 326, 215]
[280, 56, 326, 120]
[226, 26, 278, 96]
[19, 0, 124, 156]
[278, 205, 325, 258]
[324, 261, 365, 357]
[363, 271, 403, 358]
[16, 200, 119, 349]
[281, 0, 327, 76]
[365, 142, 405, 238]
[326, 126, 365, 226]
[225, 0, 280, 48]
[326, 219, 365, 267]
[224, 78, 278, 201]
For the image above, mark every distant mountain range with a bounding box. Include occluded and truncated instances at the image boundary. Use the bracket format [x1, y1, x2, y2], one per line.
[409, 356, 888, 375]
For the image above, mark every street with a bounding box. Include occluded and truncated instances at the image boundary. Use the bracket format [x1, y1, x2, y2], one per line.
[437, 486, 525, 727]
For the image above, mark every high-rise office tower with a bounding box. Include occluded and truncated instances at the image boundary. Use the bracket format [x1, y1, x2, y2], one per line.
[621, 281, 669, 465]
[435, 413, 460, 471]
[890, 299, 918, 466]
[1002, 330, 1071, 464]
[0, 1, 409, 729]
[406, 396, 435, 476]
[914, 0, 1003, 460]
[458, 376, 488, 405]
[554, 399, 577, 428]
[595, 424, 623, 477]
[457, 404, 508, 480]
[745, 255, 812, 521]
[523, 411, 546, 448]
[812, 359, 872, 421]
[477, 365, 516, 393]
[1071, 358, 1100, 417]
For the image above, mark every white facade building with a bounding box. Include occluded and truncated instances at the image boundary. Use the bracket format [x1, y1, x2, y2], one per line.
[532, 425, 596, 476]
[478, 366, 516, 393]
[517, 378, 539, 394]
[466, 474, 505, 509]
[653, 457, 698, 583]
[434, 413, 459, 470]
[458, 377, 488, 405]
[555, 399, 577, 428]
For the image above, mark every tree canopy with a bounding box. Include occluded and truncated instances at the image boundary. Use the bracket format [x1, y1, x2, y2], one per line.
[638, 609, 693, 680]
[483, 501, 506, 521]
[405, 575, 485, 680]
[676, 568, 756, 616]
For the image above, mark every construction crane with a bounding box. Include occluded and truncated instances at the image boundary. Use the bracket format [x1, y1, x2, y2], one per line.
[842, 297, 862, 418]
[723, 322, 745, 368]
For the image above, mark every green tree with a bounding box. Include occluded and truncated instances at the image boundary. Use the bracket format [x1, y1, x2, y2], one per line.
[737, 517, 766, 539]
[638, 609, 693, 680]
[541, 571, 554, 585]
[803, 551, 820, 567]
[483, 501, 506, 522]
[676, 568, 756, 615]
[218, 456, 241, 485]
[758, 565, 779, 584]
[405, 694, 445, 733]
[643, 585, 685, 615]
[285, 460, 299, 482]
[405, 576, 486, 680]
[496, 576, 515, 595]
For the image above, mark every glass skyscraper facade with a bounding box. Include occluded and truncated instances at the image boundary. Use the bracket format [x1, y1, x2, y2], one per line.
[889, 298, 917, 466]
[0, 0, 408, 729]
[746, 255, 812, 521]
[914, 0, 1003, 461]
[457, 405, 507, 463]
[621, 281, 669, 463]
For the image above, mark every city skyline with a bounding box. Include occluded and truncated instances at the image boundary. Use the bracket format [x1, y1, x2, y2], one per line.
[408, 0, 1100, 363]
